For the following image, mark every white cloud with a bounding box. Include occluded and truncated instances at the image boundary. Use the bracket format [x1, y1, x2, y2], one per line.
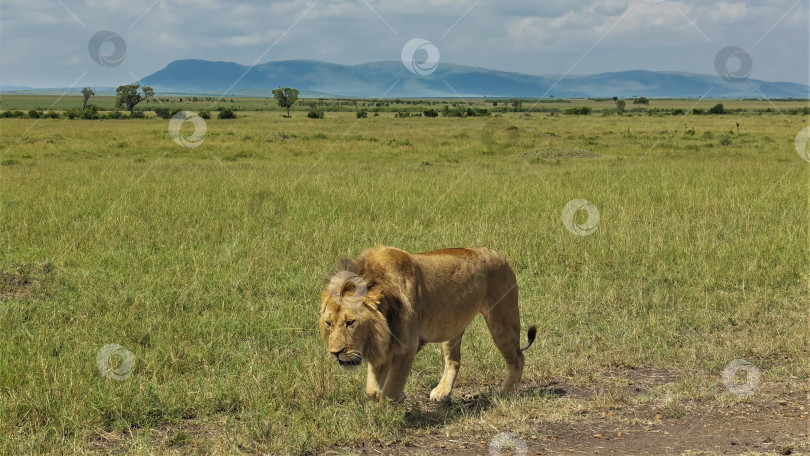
[0, 0, 806, 87]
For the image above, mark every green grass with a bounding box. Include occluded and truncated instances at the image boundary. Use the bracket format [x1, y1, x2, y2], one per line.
[0, 107, 807, 454]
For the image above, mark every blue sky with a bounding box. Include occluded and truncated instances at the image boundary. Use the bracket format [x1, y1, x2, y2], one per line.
[1, 0, 807, 87]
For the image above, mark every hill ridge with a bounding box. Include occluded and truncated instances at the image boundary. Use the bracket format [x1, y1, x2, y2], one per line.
[138, 59, 807, 98]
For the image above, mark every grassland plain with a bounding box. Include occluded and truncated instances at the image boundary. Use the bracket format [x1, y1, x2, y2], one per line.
[0, 99, 807, 455]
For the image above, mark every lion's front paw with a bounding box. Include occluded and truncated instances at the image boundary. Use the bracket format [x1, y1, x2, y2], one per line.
[366, 389, 381, 400]
[380, 392, 406, 404]
[429, 385, 451, 402]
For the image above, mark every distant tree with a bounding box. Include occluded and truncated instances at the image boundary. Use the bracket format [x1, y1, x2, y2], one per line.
[272, 86, 299, 117]
[142, 86, 154, 103]
[81, 87, 95, 110]
[509, 98, 522, 109]
[115, 84, 143, 114]
[612, 96, 618, 101]
[633, 96, 650, 105]
[616, 99, 626, 113]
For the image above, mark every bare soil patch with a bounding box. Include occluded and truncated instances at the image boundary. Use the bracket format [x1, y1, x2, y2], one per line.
[332, 367, 808, 456]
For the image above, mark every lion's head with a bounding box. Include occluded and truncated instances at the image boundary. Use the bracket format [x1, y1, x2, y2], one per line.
[319, 266, 391, 370]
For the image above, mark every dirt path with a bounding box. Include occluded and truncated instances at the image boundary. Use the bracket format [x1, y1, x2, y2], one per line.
[335, 369, 808, 456]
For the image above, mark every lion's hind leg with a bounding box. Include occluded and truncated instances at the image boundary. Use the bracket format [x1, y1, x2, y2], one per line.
[482, 299, 525, 393]
[429, 332, 463, 402]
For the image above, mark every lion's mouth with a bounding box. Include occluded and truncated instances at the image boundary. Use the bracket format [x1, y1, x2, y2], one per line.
[336, 352, 363, 369]
[338, 357, 362, 367]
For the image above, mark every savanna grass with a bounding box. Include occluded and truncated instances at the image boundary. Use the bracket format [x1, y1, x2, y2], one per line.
[0, 104, 807, 454]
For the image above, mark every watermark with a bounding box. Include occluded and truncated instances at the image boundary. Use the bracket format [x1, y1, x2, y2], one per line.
[482, 118, 521, 153]
[401, 38, 440, 76]
[88, 30, 127, 68]
[328, 271, 368, 308]
[795, 126, 810, 162]
[96, 344, 135, 380]
[247, 190, 288, 225]
[714, 46, 752, 84]
[169, 111, 207, 148]
[489, 432, 528, 456]
[721, 359, 761, 397]
[562, 199, 600, 236]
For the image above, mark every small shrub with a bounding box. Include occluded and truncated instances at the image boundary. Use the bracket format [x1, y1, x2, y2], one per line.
[64, 108, 81, 119]
[81, 105, 99, 119]
[198, 110, 211, 119]
[43, 111, 61, 119]
[153, 107, 172, 119]
[1, 110, 25, 118]
[693, 108, 705, 115]
[671, 109, 685, 115]
[306, 110, 324, 119]
[27, 110, 42, 119]
[442, 106, 466, 117]
[423, 109, 439, 118]
[218, 108, 237, 119]
[1, 159, 21, 166]
[719, 137, 732, 146]
[564, 107, 592, 115]
[708, 103, 725, 115]
[356, 109, 368, 118]
[130, 110, 145, 119]
[395, 111, 410, 118]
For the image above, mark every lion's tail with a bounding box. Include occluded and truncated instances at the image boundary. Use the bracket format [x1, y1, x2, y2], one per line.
[520, 325, 537, 352]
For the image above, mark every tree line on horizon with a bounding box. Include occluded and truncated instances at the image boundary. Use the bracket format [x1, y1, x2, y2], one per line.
[5, 83, 791, 120]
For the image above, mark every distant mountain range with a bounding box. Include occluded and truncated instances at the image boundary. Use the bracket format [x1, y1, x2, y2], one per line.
[3, 59, 808, 98]
[133, 59, 809, 99]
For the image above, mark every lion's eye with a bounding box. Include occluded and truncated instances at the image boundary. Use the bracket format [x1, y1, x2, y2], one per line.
[325, 321, 331, 327]
[345, 320, 355, 327]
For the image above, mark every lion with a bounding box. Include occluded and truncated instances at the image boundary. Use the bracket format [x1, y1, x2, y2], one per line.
[318, 246, 537, 404]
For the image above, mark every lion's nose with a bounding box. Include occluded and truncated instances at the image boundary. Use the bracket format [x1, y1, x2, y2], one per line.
[330, 348, 345, 357]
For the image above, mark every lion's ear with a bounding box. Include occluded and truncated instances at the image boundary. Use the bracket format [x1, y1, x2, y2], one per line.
[364, 283, 384, 307]
[339, 280, 357, 299]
